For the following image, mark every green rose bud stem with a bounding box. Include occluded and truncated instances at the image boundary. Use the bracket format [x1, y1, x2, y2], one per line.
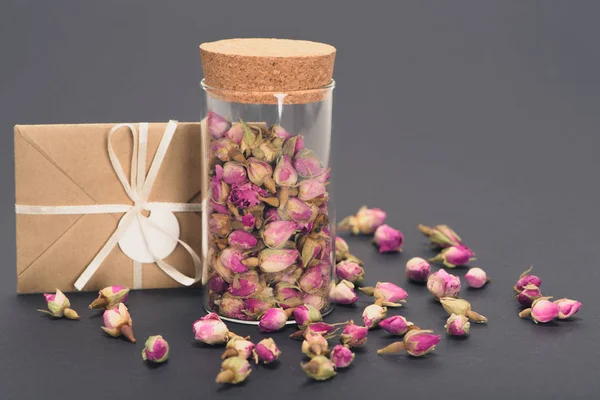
[264, 177, 277, 194]
[242, 258, 259, 268]
[221, 348, 239, 360]
[417, 224, 433, 236]
[278, 187, 289, 210]
[377, 341, 405, 355]
[519, 309, 532, 318]
[216, 369, 235, 384]
[63, 308, 80, 320]
[89, 298, 108, 310]
[466, 310, 488, 323]
[358, 287, 375, 296]
[120, 325, 136, 343]
[259, 196, 279, 208]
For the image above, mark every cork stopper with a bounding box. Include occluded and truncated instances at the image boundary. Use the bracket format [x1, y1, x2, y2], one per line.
[200, 38, 336, 104]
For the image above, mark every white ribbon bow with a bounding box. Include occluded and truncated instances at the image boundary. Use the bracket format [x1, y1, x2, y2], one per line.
[16, 121, 203, 290]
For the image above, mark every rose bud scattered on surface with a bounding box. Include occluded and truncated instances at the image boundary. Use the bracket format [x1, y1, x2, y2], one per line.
[222, 336, 255, 360]
[262, 220, 298, 249]
[141, 335, 169, 363]
[193, 313, 230, 345]
[340, 321, 369, 347]
[362, 302, 387, 329]
[418, 224, 462, 248]
[305, 321, 348, 338]
[465, 267, 489, 288]
[373, 224, 404, 253]
[330, 345, 355, 369]
[335, 260, 365, 284]
[301, 355, 337, 381]
[222, 161, 247, 185]
[207, 111, 231, 139]
[379, 315, 414, 336]
[439, 297, 488, 323]
[101, 303, 135, 343]
[227, 230, 258, 250]
[429, 245, 476, 268]
[38, 289, 79, 320]
[514, 266, 542, 292]
[89, 286, 130, 310]
[259, 308, 289, 332]
[258, 248, 299, 273]
[445, 314, 470, 336]
[359, 282, 408, 307]
[427, 269, 461, 299]
[405, 257, 431, 282]
[253, 338, 281, 364]
[302, 330, 330, 358]
[377, 329, 441, 357]
[293, 304, 323, 329]
[516, 284, 542, 307]
[338, 206, 387, 235]
[553, 298, 582, 319]
[329, 280, 359, 305]
[519, 297, 559, 323]
[216, 356, 252, 385]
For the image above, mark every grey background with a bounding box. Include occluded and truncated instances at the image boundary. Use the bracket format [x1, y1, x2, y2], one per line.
[1, 1, 599, 399]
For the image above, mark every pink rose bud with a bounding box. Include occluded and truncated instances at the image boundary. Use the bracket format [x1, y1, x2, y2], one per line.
[405, 257, 431, 282]
[302, 293, 327, 311]
[553, 298, 582, 319]
[216, 356, 252, 384]
[379, 315, 414, 336]
[259, 248, 299, 273]
[193, 313, 230, 344]
[259, 308, 289, 332]
[227, 271, 261, 297]
[418, 224, 463, 248]
[247, 158, 276, 193]
[38, 289, 79, 320]
[211, 200, 230, 215]
[211, 138, 243, 162]
[262, 220, 298, 249]
[222, 336, 255, 360]
[298, 266, 327, 294]
[305, 321, 347, 338]
[207, 111, 231, 139]
[227, 230, 258, 250]
[377, 329, 441, 357]
[359, 282, 408, 307]
[210, 214, 232, 238]
[298, 179, 327, 201]
[283, 134, 305, 157]
[335, 260, 365, 283]
[429, 245, 476, 268]
[228, 182, 267, 209]
[516, 284, 542, 307]
[285, 198, 318, 223]
[273, 155, 298, 187]
[264, 207, 282, 223]
[219, 294, 247, 320]
[340, 321, 369, 347]
[141, 335, 169, 363]
[275, 282, 303, 302]
[330, 345, 355, 369]
[210, 165, 229, 204]
[465, 267, 489, 288]
[439, 297, 488, 323]
[329, 280, 359, 305]
[241, 213, 256, 228]
[88, 286, 130, 310]
[225, 122, 244, 144]
[301, 355, 336, 381]
[253, 338, 281, 364]
[445, 314, 470, 336]
[363, 303, 387, 329]
[373, 224, 404, 253]
[293, 149, 323, 178]
[427, 269, 461, 299]
[338, 206, 387, 235]
[219, 247, 249, 274]
[301, 330, 329, 358]
[222, 162, 247, 185]
[519, 297, 559, 323]
[293, 304, 323, 329]
[514, 266, 542, 292]
[102, 303, 135, 343]
[209, 274, 229, 294]
[272, 125, 293, 140]
[242, 298, 274, 319]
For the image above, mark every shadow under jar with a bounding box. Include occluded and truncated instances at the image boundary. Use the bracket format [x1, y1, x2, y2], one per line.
[199, 38, 337, 324]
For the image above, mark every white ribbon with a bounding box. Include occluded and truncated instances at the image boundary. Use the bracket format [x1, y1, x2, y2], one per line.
[15, 121, 203, 290]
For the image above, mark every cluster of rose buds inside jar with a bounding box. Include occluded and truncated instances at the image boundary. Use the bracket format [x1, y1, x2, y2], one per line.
[206, 111, 333, 321]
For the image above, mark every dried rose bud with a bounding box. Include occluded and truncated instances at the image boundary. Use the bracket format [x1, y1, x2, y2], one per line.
[338, 206, 387, 235]
[102, 303, 135, 343]
[259, 248, 299, 273]
[285, 197, 318, 224]
[219, 248, 248, 274]
[445, 314, 470, 336]
[302, 293, 327, 311]
[193, 313, 230, 344]
[516, 284, 542, 307]
[210, 214, 232, 238]
[439, 297, 488, 323]
[88, 286, 130, 310]
[241, 213, 256, 229]
[262, 220, 298, 249]
[359, 282, 408, 307]
[335, 260, 365, 283]
[242, 297, 274, 319]
[340, 321, 368, 347]
[207, 111, 231, 139]
[373, 224, 404, 253]
[227, 230, 258, 250]
[298, 179, 327, 201]
[553, 298, 582, 319]
[283, 134, 304, 157]
[227, 271, 261, 297]
[298, 266, 327, 294]
[405, 257, 431, 282]
[465, 267, 489, 288]
[216, 356, 252, 384]
[253, 338, 281, 364]
[211, 200, 230, 215]
[222, 336, 255, 360]
[210, 165, 229, 204]
[514, 266, 542, 292]
[329, 280, 359, 305]
[379, 315, 413, 336]
[294, 149, 324, 178]
[141, 335, 169, 363]
[209, 274, 229, 294]
[330, 345, 355, 369]
[293, 304, 323, 329]
[429, 245, 476, 268]
[247, 157, 276, 193]
[211, 138, 243, 163]
[228, 182, 267, 209]
[273, 155, 298, 187]
[259, 307, 289, 332]
[222, 161, 247, 185]
[255, 140, 282, 163]
[335, 236, 350, 261]
[275, 282, 302, 302]
[427, 269, 461, 299]
[301, 331, 329, 358]
[519, 297, 559, 323]
[305, 322, 347, 338]
[225, 122, 244, 144]
[272, 125, 292, 140]
[363, 303, 387, 329]
[38, 289, 79, 320]
[219, 294, 247, 320]
[418, 224, 462, 248]
[301, 355, 336, 381]
[377, 329, 441, 357]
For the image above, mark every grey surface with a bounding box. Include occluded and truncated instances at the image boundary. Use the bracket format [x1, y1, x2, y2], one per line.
[1, 1, 599, 399]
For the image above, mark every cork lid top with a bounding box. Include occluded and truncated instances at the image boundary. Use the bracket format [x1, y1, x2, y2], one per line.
[200, 38, 336, 103]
